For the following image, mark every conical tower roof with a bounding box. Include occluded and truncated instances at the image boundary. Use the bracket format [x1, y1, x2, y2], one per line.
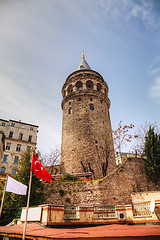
[77, 51, 91, 70]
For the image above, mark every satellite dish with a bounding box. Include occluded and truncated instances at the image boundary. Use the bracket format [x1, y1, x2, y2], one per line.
[150, 199, 155, 213]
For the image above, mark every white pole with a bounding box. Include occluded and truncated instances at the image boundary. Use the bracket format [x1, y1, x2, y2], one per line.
[22, 170, 32, 240]
[0, 174, 9, 218]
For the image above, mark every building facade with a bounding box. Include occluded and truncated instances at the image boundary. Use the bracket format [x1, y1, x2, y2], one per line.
[0, 119, 38, 175]
[115, 152, 141, 165]
[61, 54, 115, 179]
[0, 131, 5, 161]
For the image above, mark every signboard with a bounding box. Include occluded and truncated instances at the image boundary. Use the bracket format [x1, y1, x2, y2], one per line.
[133, 203, 151, 217]
[64, 205, 79, 219]
[21, 207, 42, 221]
[94, 206, 116, 219]
[150, 199, 155, 213]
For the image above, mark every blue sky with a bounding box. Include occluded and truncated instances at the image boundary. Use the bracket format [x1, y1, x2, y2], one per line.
[0, 0, 160, 153]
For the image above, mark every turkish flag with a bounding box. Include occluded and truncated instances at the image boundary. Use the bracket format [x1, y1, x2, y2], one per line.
[31, 153, 51, 182]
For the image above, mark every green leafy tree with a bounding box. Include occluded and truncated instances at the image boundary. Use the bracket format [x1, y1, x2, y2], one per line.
[0, 150, 45, 225]
[144, 126, 160, 186]
[14, 150, 45, 207]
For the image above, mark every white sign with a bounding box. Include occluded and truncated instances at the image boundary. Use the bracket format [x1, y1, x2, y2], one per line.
[21, 207, 42, 221]
[150, 199, 155, 213]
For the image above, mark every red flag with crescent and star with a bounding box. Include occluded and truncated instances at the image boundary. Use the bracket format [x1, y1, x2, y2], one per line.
[31, 153, 51, 182]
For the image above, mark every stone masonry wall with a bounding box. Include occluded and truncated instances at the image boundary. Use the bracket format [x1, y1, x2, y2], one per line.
[45, 157, 158, 206]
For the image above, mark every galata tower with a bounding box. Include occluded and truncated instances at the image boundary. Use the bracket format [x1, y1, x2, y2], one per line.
[61, 52, 115, 179]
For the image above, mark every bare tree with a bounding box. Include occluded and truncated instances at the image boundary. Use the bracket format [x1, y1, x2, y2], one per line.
[40, 147, 61, 175]
[132, 122, 159, 156]
[112, 121, 136, 160]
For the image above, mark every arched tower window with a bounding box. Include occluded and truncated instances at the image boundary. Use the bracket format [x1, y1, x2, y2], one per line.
[97, 83, 102, 92]
[76, 81, 83, 91]
[67, 84, 73, 94]
[69, 108, 72, 114]
[86, 80, 93, 90]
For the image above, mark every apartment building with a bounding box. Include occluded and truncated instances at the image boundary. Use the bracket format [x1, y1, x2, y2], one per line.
[115, 152, 141, 165]
[0, 119, 38, 175]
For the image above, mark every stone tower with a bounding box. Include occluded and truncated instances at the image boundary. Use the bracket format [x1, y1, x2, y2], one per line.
[61, 53, 115, 179]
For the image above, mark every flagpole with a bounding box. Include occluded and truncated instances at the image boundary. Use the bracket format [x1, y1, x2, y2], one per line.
[0, 174, 9, 218]
[22, 170, 33, 240]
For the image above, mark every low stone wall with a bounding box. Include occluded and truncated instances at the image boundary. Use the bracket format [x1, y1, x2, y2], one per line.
[45, 157, 157, 207]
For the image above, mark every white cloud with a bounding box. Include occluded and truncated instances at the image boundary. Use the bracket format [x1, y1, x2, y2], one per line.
[0, 0, 160, 153]
[148, 56, 160, 104]
[148, 57, 160, 77]
[149, 77, 160, 104]
[0, 63, 61, 151]
[82, 0, 160, 31]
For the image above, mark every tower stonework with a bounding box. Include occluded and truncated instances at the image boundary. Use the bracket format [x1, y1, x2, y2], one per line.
[61, 55, 115, 179]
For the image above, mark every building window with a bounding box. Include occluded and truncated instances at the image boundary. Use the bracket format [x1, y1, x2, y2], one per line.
[11, 122, 15, 127]
[1, 167, 6, 173]
[69, 108, 72, 114]
[97, 83, 102, 92]
[90, 98, 92, 101]
[90, 104, 94, 110]
[30, 127, 33, 131]
[21, 125, 24, 129]
[12, 169, 16, 175]
[87, 85, 91, 90]
[19, 133, 23, 140]
[86, 80, 93, 90]
[16, 144, 21, 152]
[3, 155, 8, 162]
[79, 98, 81, 101]
[27, 146, 31, 152]
[9, 131, 13, 138]
[14, 156, 19, 164]
[2, 122, 5, 126]
[69, 102, 71, 105]
[100, 100, 103, 104]
[28, 135, 32, 142]
[67, 84, 73, 94]
[6, 142, 11, 150]
[76, 81, 83, 91]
